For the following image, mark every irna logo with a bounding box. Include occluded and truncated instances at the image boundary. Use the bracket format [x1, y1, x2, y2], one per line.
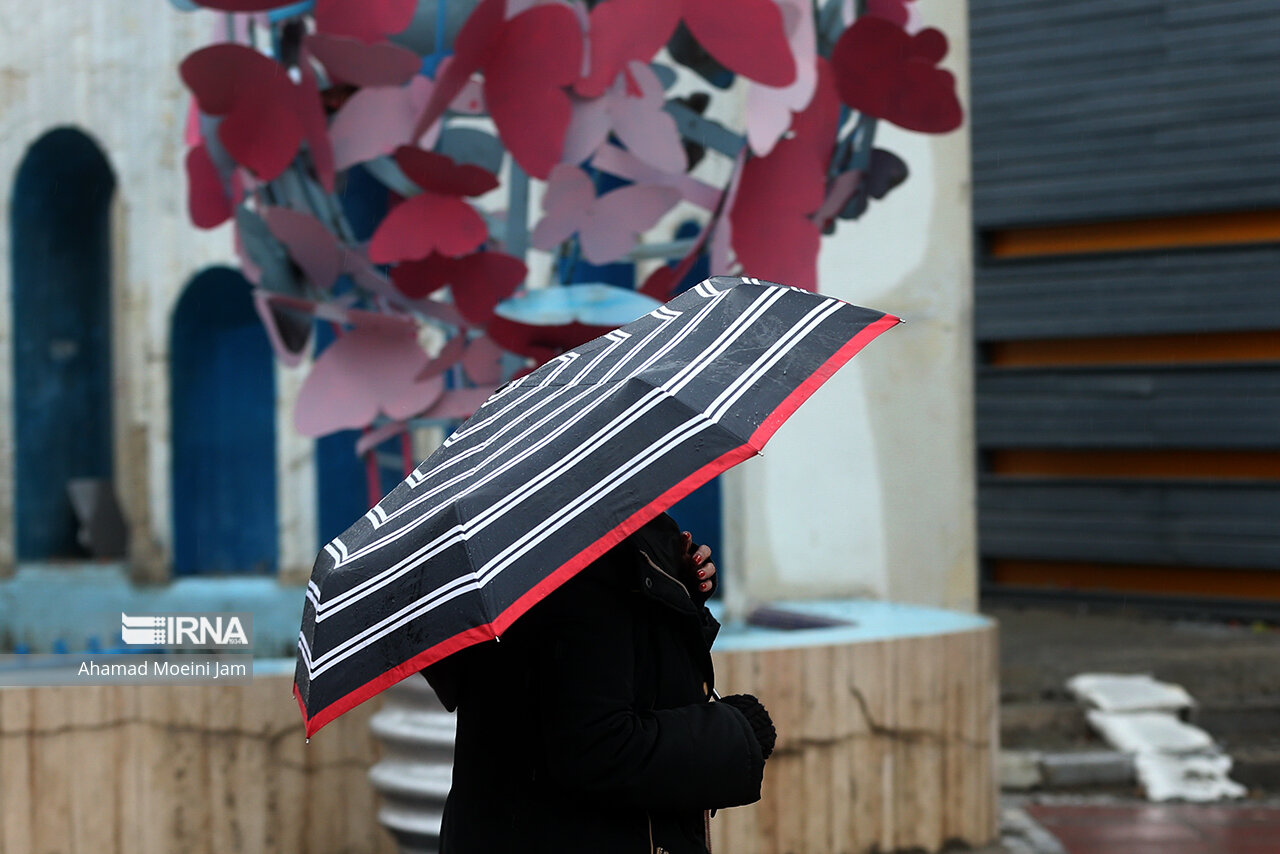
[121, 613, 252, 648]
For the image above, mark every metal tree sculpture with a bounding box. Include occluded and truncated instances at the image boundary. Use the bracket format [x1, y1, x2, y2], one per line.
[176, 0, 962, 505]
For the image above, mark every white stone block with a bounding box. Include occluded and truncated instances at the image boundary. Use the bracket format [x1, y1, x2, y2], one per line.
[1135, 753, 1247, 802]
[1067, 673, 1195, 714]
[1086, 710, 1216, 756]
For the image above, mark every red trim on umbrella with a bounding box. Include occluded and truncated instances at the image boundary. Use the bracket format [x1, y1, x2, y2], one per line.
[300, 621, 499, 737]
[297, 309, 901, 737]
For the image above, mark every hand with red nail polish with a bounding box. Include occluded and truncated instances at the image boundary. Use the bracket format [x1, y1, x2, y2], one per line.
[680, 530, 717, 604]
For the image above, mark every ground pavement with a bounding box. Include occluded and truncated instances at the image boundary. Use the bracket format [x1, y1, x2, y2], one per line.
[983, 603, 1280, 854]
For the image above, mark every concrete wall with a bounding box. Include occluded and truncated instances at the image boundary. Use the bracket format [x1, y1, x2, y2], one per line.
[0, 2, 315, 580]
[723, 2, 976, 612]
[0, 668, 395, 854]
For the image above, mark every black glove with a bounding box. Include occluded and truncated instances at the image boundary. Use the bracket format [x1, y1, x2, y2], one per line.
[719, 693, 776, 760]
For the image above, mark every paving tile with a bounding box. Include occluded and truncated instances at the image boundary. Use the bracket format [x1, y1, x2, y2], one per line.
[1025, 802, 1280, 854]
[1201, 826, 1280, 845]
[1189, 805, 1280, 824]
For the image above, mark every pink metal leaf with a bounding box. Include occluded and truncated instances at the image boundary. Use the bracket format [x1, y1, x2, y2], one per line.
[462, 335, 506, 384]
[330, 76, 437, 170]
[264, 207, 344, 290]
[532, 164, 679, 265]
[294, 316, 445, 436]
[745, 0, 817, 156]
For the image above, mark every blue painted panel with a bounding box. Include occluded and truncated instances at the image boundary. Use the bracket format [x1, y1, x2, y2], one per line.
[340, 164, 391, 242]
[171, 268, 278, 574]
[10, 128, 116, 559]
[316, 429, 371, 547]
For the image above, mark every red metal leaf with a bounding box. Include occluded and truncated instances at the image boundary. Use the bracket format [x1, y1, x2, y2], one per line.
[368, 194, 488, 263]
[185, 143, 234, 229]
[411, 0, 506, 141]
[391, 251, 526, 326]
[392, 147, 499, 197]
[486, 314, 614, 363]
[484, 4, 583, 179]
[444, 252, 527, 326]
[729, 58, 840, 291]
[410, 0, 581, 179]
[831, 17, 962, 134]
[313, 0, 417, 45]
[681, 0, 796, 87]
[180, 44, 307, 182]
[576, 0, 680, 98]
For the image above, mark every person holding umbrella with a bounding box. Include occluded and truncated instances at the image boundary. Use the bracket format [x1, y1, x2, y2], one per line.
[426, 510, 776, 853]
[294, 279, 900, 849]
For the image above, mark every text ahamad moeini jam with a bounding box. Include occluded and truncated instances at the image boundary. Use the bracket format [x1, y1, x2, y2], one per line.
[77, 659, 248, 680]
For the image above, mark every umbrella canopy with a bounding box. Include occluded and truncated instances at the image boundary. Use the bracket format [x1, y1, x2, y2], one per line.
[295, 276, 898, 735]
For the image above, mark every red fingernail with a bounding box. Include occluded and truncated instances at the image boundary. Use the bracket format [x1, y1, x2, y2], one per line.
[694, 554, 704, 565]
[697, 569, 706, 579]
[701, 582, 711, 591]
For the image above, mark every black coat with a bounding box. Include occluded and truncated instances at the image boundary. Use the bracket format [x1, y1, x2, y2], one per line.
[428, 515, 765, 853]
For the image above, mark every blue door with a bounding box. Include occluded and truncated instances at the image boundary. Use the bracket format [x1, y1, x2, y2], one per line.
[170, 268, 278, 574]
[10, 128, 116, 559]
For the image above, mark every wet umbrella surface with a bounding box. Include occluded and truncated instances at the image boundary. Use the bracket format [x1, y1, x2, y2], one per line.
[295, 276, 898, 735]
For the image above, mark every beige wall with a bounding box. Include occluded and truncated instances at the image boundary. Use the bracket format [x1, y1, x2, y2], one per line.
[723, 1, 976, 612]
[0, 672, 395, 854]
[0, 2, 316, 578]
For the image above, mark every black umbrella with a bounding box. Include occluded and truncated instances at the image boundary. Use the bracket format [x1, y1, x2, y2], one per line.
[295, 276, 898, 735]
